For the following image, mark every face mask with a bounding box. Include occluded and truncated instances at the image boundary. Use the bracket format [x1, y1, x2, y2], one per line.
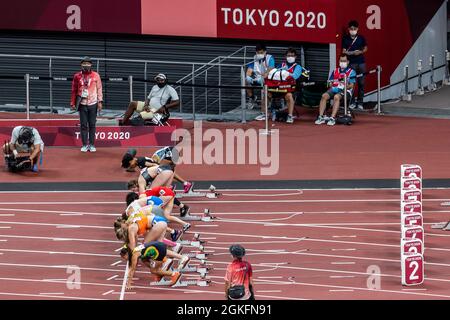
[81, 66, 91, 73]
[286, 57, 296, 64]
[339, 62, 348, 69]
[157, 82, 166, 88]
[256, 54, 265, 60]
[349, 30, 357, 36]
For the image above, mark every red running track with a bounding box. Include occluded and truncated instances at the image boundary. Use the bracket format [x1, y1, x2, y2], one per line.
[0, 188, 449, 300]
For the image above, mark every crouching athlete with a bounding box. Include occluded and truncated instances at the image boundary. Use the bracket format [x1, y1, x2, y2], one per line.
[121, 241, 190, 290]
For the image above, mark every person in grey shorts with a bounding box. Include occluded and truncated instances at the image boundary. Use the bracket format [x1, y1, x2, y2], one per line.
[315, 54, 356, 126]
[121, 73, 180, 125]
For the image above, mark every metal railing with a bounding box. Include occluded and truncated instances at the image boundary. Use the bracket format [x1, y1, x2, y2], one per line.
[0, 53, 251, 121]
[365, 50, 450, 102]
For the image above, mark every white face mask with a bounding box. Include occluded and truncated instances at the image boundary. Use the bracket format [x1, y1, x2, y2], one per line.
[286, 57, 296, 64]
[255, 53, 265, 60]
[339, 62, 348, 69]
[349, 30, 358, 36]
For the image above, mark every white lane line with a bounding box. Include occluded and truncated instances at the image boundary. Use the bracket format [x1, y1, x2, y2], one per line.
[0, 292, 103, 300]
[2, 206, 450, 218]
[0, 208, 116, 217]
[200, 237, 216, 240]
[114, 247, 124, 252]
[333, 236, 357, 238]
[0, 214, 15, 217]
[102, 290, 115, 296]
[168, 198, 450, 204]
[2, 230, 450, 257]
[2, 259, 450, 289]
[107, 275, 119, 281]
[329, 289, 355, 292]
[222, 192, 302, 197]
[2, 198, 450, 205]
[331, 262, 356, 265]
[0, 276, 227, 298]
[0, 240, 7, 242]
[194, 225, 218, 227]
[329, 276, 356, 278]
[0, 248, 116, 258]
[115, 291, 135, 295]
[110, 261, 122, 266]
[194, 218, 450, 238]
[332, 248, 357, 251]
[39, 292, 64, 295]
[0, 227, 11, 229]
[0, 234, 120, 244]
[0, 221, 109, 229]
[402, 288, 427, 291]
[219, 213, 303, 223]
[188, 230, 450, 252]
[0, 186, 449, 194]
[56, 225, 81, 229]
[119, 262, 129, 301]
[207, 275, 450, 299]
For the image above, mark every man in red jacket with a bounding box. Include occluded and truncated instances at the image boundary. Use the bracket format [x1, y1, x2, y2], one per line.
[71, 56, 103, 153]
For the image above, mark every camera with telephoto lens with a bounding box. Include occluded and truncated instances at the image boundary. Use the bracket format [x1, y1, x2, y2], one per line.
[5, 155, 32, 172]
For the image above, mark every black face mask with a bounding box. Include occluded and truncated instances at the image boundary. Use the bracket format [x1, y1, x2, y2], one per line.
[157, 82, 166, 88]
[82, 66, 91, 73]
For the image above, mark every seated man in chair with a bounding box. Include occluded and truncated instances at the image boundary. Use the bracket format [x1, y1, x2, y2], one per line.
[315, 54, 356, 126]
[121, 73, 179, 126]
[265, 48, 309, 124]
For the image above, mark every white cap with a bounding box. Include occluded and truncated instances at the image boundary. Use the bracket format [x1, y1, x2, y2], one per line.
[155, 73, 167, 81]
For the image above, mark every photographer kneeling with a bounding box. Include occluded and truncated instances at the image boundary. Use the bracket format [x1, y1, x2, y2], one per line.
[3, 126, 44, 173]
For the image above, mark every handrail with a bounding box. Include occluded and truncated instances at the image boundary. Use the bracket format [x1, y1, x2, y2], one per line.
[175, 46, 248, 84]
[0, 53, 245, 68]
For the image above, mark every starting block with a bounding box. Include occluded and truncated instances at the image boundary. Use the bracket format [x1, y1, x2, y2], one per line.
[177, 233, 206, 249]
[177, 240, 205, 250]
[184, 252, 211, 260]
[172, 274, 211, 288]
[176, 185, 220, 199]
[149, 274, 210, 287]
[431, 221, 450, 230]
[177, 265, 211, 277]
[181, 209, 216, 222]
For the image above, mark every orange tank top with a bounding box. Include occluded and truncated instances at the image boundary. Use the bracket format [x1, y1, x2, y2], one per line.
[127, 211, 150, 236]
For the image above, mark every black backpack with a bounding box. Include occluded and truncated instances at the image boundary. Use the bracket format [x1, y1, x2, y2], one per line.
[336, 114, 353, 125]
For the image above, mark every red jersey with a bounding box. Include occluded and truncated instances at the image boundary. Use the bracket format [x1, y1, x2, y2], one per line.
[224, 260, 252, 300]
[144, 186, 175, 198]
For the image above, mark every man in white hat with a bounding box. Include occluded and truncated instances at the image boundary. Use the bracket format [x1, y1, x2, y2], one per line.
[121, 73, 180, 125]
